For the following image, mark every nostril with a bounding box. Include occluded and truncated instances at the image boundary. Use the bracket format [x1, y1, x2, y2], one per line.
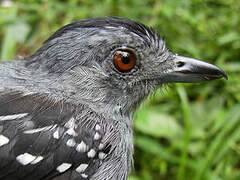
[177, 61, 185, 68]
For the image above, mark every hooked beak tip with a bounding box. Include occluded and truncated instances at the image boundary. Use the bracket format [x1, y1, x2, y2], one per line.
[162, 55, 228, 83]
[222, 71, 228, 80]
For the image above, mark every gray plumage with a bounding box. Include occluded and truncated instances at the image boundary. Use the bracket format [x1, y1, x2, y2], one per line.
[0, 17, 227, 180]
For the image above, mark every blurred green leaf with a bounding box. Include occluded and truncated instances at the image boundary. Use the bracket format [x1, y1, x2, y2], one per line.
[218, 32, 240, 45]
[1, 21, 30, 60]
[135, 107, 183, 139]
[194, 104, 240, 180]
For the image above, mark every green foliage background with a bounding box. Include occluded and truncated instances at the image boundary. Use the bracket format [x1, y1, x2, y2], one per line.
[0, 0, 239, 179]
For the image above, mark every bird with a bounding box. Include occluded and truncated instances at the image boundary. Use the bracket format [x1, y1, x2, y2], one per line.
[0, 17, 227, 180]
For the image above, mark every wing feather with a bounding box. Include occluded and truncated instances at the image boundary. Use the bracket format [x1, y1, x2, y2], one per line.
[0, 88, 106, 180]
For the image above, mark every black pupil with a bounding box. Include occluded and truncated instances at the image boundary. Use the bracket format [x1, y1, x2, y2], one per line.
[122, 54, 130, 64]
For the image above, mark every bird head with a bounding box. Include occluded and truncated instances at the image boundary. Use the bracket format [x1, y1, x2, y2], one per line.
[26, 17, 227, 120]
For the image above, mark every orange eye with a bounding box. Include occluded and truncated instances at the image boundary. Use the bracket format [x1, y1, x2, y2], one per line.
[113, 50, 136, 72]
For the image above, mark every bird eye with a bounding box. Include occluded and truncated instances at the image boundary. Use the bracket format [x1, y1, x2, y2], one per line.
[113, 49, 136, 72]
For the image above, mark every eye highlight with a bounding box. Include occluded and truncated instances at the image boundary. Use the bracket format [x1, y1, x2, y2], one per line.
[113, 49, 136, 72]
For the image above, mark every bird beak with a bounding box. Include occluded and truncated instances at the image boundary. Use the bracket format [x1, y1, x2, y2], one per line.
[161, 55, 228, 83]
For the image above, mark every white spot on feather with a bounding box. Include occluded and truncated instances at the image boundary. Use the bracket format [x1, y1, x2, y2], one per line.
[76, 141, 88, 152]
[16, 153, 36, 165]
[76, 164, 88, 173]
[23, 125, 57, 134]
[93, 132, 101, 140]
[95, 124, 101, 131]
[0, 113, 28, 121]
[66, 128, 77, 136]
[66, 138, 76, 147]
[99, 143, 104, 150]
[56, 163, 72, 173]
[0, 134, 9, 147]
[53, 129, 59, 139]
[81, 173, 88, 178]
[98, 152, 107, 160]
[22, 92, 35, 96]
[87, 149, 96, 158]
[31, 156, 44, 164]
[64, 117, 76, 129]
